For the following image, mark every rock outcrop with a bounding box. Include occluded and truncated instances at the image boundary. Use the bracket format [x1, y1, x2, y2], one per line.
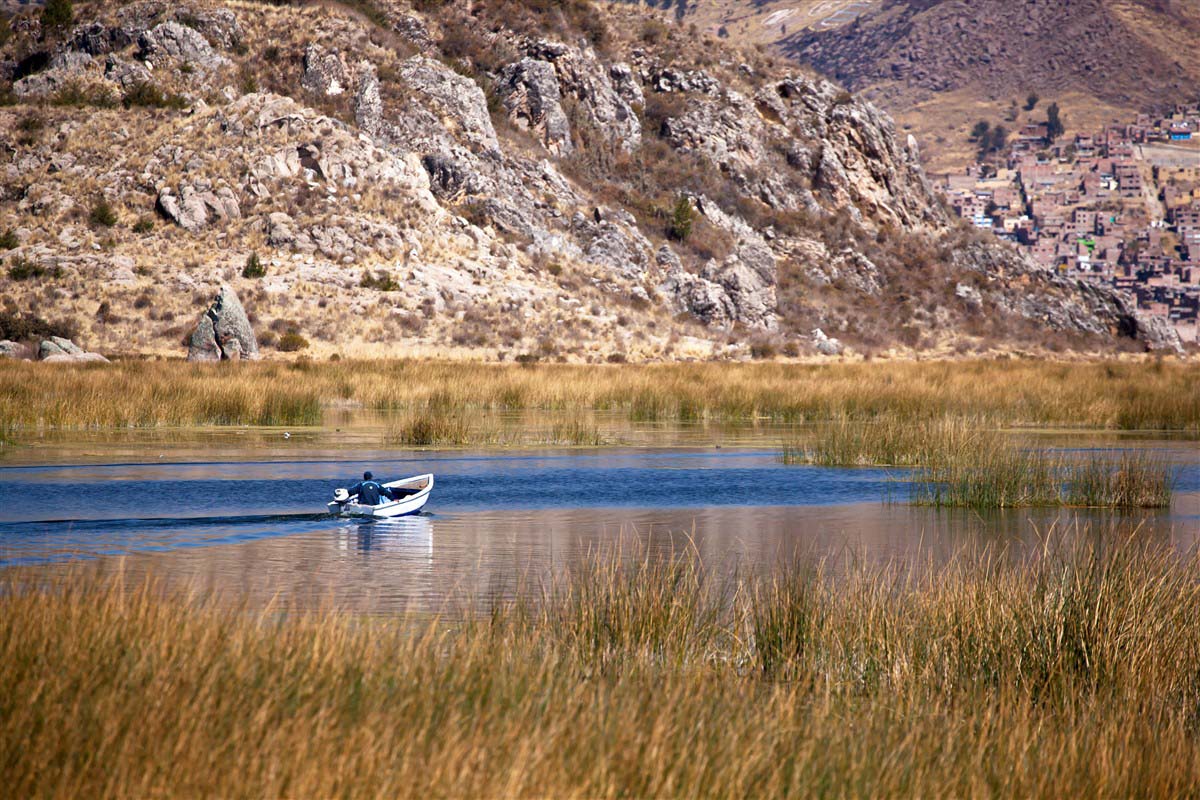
[497, 58, 573, 156]
[187, 285, 259, 361]
[38, 337, 109, 363]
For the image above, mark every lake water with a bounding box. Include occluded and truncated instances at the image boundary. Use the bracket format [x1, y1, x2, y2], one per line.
[1, 423, 1197, 613]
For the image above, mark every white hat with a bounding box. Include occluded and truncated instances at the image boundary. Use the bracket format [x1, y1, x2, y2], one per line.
[333, 488, 350, 502]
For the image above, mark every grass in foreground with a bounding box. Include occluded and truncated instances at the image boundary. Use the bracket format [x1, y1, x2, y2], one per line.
[0, 358, 1196, 433]
[4, 535, 1200, 797]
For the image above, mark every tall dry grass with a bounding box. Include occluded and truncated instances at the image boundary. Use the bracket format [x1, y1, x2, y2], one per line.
[3, 533, 1200, 797]
[0, 359, 1196, 433]
[782, 415, 1175, 509]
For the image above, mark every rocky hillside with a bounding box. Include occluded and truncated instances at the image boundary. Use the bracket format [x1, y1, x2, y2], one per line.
[0, 0, 1180, 360]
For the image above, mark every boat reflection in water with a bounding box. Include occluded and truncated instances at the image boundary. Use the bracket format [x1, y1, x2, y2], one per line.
[334, 514, 434, 558]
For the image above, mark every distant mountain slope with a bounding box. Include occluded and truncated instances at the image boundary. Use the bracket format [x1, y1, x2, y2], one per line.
[785, 0, 1200, 107]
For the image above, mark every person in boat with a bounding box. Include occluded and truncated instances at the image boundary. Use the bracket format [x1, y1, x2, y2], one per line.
[342, 471, 397, 505]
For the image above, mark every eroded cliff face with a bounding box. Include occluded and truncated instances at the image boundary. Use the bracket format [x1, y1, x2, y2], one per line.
[0, 0, 1177, 358]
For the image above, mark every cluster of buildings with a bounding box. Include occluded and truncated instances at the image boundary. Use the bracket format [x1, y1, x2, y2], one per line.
[938, 104, 1200, 344]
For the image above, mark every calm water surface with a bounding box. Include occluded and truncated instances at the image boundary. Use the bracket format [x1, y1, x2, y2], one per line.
[2, 424, 1196, 613]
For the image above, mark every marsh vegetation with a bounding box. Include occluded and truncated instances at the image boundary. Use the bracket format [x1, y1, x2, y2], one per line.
[4, 533, 1200, 797]
[781, 414, 1176, 509]
[0, 359, 1196, 433]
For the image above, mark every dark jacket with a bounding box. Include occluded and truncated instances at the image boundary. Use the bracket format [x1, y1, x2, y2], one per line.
[349, 480, 391, 505]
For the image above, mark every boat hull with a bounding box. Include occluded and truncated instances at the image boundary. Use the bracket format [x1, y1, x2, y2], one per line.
[327, 474, 434, 519]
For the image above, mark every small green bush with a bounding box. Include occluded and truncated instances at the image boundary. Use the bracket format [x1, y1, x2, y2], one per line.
[242, 252, 266, 279]
[123, 82, 187, 110]
[0, 310, 75, 341]
[8, 257, 60, 281]
[40, 0, 72, 30]
[360, 270, 399, 291]
[277, 332, 309, 352]
[667, 195, 694, 242]
[132, 217, 154, 234]
[89, 199, 117, 228]
[52, 82, 115, 108]
[0, 230, 17, 250]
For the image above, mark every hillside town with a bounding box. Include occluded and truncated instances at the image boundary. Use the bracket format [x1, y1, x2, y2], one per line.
[937, 104, 1200, 345]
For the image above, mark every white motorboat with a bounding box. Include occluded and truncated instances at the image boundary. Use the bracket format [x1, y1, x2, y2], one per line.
[327, 473, 434, 519]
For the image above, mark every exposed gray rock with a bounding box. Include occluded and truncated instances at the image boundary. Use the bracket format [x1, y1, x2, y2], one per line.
[187, 285, 259, 361]
[651, 67, 720, 94]
[266, 212, 297, 248]
[13, 51, 96, 98]
[157, 184, 239, 232]
[0, 341, 23, 359]
[398, 56, 499, 154]
[811, 328, 844, 356]
[38, 337, 109, 362]
[138, 21, 228, 71]
[104, 55, 152, 90]
[571, 212, 652, 278]
[609, 63, 644, 109]
[955, 281, 983, 309]
[301, 43, 348, 96]
[71, 21, 135, 55]
[353, 61, 382, 135]
[173, 7, 243, 50]
[536, 45, 641, 151]
[497, 58, 573, 156]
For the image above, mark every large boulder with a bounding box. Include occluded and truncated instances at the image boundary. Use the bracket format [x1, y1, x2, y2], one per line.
[187, 285, 260, 361]
[38, 336, 109, 363]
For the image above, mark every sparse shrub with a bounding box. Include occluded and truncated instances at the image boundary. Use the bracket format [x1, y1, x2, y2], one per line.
[40, 0, 73, 31]
[641, 18, 668, 44]
[833, 90, 853, 106]
[238, 67, 258, 95]
[0, 230, 16, 250]
[1024, 92, 1039, 111]
[606, 352, 627, 364]
[264, 45, 281, 63]
[242, 252, 266, 279]
[360, 270, 399, 291]
[133, 294, 153, 310]
[667, 195, 694, 242]
[16, 114, 43, 146]
[750, 339, 778, 360]
[89, 198, 117, 228]
[8, 257, 59, 281]
[123, 82, 187, 110]
[277, 332, 309, 352]
[0, 310, 75, 341]
[132, 217, 154, 234]
[52, 81, 115, 108]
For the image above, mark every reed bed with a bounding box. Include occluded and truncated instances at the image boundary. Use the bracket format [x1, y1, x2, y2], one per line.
[781, 413, 1001, 466]
[783, 416, 1175, 509]
[0, 358, 1196, 433]
[911, 449, 1176, 510]
[386, 412, 606, 447]
[4, 534, 1200, 797]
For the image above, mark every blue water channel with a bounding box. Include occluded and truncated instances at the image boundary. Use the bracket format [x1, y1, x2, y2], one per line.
[0, 450, 898, 563]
